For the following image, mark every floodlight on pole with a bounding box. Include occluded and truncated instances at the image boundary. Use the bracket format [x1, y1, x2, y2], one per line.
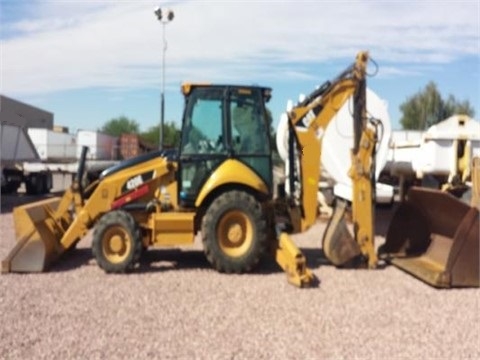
[154, 6, 174, 150]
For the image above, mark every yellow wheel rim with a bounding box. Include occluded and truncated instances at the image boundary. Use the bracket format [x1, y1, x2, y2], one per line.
[217, 210, 253, 257]
[102, 226, 132, 264]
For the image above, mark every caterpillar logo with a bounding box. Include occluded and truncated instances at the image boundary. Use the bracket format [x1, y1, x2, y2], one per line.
[302, 110, 316, 128]
[300, 104, 322, 128]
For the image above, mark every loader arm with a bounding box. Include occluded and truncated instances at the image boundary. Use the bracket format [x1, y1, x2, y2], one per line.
[285, 51, 377, 266]
[2, 153, 176, 273]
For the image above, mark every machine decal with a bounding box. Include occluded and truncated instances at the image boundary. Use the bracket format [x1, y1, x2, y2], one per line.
[302, 109, 316, 128]
[300, 104, 322, 127]
[122, 170, 155, 193]
[111, 183, 150, 209]
[126, 175, 143, 190]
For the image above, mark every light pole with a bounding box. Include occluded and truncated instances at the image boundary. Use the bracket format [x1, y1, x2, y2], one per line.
[154, 6, 174, 150]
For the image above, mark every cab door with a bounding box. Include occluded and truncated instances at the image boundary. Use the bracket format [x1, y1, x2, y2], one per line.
[179, 87, 228, 207]
[229, 88, 273, 190]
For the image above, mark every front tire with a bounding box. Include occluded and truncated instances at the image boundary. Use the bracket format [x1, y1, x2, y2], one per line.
[92, 210, 142, 273]
[202, 191, 268, 273]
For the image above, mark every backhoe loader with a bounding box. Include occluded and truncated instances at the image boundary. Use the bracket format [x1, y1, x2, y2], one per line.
[2, 51, 376, 287]
[3, 51, 478, 289]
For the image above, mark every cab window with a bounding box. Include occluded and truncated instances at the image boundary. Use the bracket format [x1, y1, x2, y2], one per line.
[181, 89, 226, 155]
[230, 91, 270, 155]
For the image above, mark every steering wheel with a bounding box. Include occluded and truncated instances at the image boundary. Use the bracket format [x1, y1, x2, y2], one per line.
[197, 139, 217, 153]
[198, 136, 225, 153]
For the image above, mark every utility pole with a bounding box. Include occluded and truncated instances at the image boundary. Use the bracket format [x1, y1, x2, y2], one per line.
[154, 6, 174, 150]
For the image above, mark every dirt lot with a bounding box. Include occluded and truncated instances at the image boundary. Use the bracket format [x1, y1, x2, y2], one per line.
[0, 179, 479, 359]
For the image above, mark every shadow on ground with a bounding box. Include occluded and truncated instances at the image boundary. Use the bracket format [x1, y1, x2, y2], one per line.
[47, 245, 328, 288]
[22, 240, 389, 289]
[48, 247, 217, 274]
[375, 202, 400, 237]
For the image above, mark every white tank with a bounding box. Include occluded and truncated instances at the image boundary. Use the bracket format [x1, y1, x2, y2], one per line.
[276, 88, 393, 201]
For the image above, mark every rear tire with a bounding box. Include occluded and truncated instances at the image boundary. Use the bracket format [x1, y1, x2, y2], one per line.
[92, 210, 142, 273]
[202, 190, 268, 273]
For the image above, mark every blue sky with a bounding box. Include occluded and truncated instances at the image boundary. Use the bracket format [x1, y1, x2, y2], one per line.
[1, 0, 479, 133]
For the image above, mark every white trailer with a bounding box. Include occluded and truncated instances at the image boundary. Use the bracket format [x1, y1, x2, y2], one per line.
[412, 115, 480, 182]
[76, 130, 118, 160]
[21, 129, 121, 194]
[2, 126, 121, 195]
[384, 116, 480, 182]
[28, 128, 77, 161]
[0, 113, 53, 194]
[1, 96, 121, 195]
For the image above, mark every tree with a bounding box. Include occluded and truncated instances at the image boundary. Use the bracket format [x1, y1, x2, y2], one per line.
[443, 95, 475, 118]
[101, 116, 140, 136]
[140, 121, 181, 148]
[400, 82, 475, 130]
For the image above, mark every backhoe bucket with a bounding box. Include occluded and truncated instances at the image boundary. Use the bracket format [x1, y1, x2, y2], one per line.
[1, 197, 71, 273]
[381, 187, 479, 288]
[322, 199, 362, 266]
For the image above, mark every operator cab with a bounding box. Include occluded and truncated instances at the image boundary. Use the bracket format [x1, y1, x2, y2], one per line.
[178, 83, 273, 207]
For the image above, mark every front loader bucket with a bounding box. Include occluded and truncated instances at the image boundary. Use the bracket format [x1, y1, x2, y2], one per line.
[2, 197, 70, 273]
[381, 187, 479, 288]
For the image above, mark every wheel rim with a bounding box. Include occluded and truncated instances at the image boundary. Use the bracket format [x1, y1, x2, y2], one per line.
[101, 226, 132, 264]
[217, 210, 253, 257]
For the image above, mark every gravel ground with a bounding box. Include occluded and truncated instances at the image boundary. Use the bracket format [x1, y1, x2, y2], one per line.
[1, 180, 479, 359]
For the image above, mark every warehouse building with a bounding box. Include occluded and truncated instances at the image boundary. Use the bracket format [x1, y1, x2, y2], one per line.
[0, 95, 53, 129]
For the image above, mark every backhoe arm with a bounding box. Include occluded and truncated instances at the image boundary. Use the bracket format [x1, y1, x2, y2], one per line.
[284, 51, 377, 266]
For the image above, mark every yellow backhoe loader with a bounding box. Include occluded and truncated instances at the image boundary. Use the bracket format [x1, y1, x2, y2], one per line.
[2, 52, 375, 287]
[2, 51, 478, 289]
